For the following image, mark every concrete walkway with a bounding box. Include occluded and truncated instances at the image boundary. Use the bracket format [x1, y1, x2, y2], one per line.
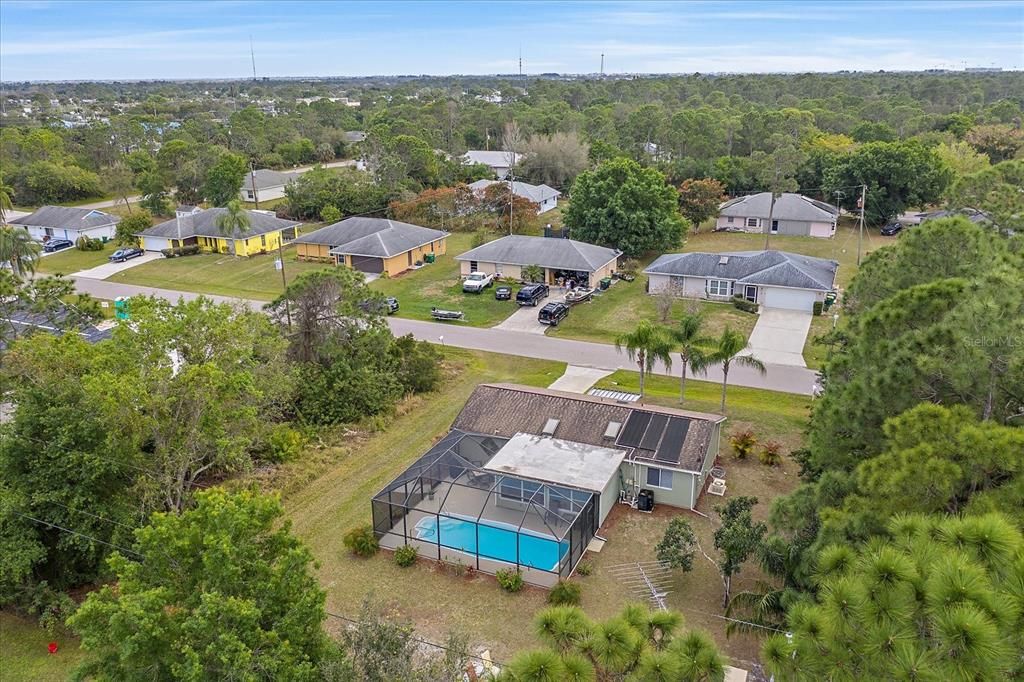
[547, 365, 613, 393]
[69, 277, 820, 396]
[740, 309, 812, 367]
[72, 252, 162, 279]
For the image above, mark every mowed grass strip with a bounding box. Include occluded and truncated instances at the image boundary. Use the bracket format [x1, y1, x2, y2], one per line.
[0, 612, 87, 681]
[110, 245, 329, 300]
[36, 241, 119, 275]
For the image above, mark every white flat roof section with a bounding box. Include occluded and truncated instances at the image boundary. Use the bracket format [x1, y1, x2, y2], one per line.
[483, 433, 626, 493]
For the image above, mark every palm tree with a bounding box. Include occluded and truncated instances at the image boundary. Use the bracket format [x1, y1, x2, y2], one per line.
[708, 327, 766, 412]
[215, 200, 249, 256]
[0, 226, 42, 279]
[615, 320, 673, 399]
[668, 311, 714, 405]
[0, 177, 14, 225]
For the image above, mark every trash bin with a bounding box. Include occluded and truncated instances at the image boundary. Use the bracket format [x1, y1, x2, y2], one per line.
[424, 253, 436, 263]
[599, 277, 612, 291]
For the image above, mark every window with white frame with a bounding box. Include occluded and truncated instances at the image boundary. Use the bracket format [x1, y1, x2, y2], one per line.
[707, 279, 733, 297]
[499, 478, 542, 503]
[646, 467, 673, 490]
[746, 217, 758, 228]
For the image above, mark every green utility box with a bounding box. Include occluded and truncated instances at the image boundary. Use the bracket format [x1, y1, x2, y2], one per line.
[424, 252, 436, 264]
[599, 277, 612, 290]
[114, 297, 130, 321]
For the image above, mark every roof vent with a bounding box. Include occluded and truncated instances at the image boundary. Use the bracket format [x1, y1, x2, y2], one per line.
[604, 421, 622, 439]
[718, 256, 729, 265]
[542, 418, 560, 436]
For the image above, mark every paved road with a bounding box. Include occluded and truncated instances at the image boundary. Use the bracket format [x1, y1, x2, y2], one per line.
[70, 277, 819, 396]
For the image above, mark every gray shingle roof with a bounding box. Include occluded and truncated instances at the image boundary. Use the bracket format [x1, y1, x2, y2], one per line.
[452, 384, 725, 472]
[1, 306, 113, 351]
[240, 169, 298, 191]
[719, 193, 839, 222]
[455, 235, 621, 272]
[463, 150, 521, 168]
[136, 208, 300, 240]
[644, 250, 838, 291]
[9, 206, 119, 230]
[293, 217, 448, 259]
[468, 179, 561, 204]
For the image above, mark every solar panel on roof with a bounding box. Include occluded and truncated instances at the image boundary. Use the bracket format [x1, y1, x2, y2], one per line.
[617, 411, 652, 447]
[655, 417, 691, 463]
[639, 414, 669, 451]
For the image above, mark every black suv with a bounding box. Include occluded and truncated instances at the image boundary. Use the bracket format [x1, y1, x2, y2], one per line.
[359, 296, 399, 315]
[516, 283, 549, 306]
[880, 221, 904, 236]
[538, 302, 569, 326]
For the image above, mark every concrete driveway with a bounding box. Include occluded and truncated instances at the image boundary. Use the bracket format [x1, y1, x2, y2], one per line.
[493, 303, 547, 334]
[548, 365, 613, 393]
[740, 308, 812, 367]
[73, 252, 162, 280]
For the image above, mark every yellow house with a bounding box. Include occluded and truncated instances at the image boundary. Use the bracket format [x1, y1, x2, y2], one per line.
[135, 207, 301, 257]
[293, 217, 449, 277]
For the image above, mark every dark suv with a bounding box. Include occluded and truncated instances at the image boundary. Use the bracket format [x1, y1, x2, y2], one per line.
[516, 283, 549, 307]
[538, 302, 569, 326]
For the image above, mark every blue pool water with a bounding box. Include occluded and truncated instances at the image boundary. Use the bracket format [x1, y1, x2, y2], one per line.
[415, 515, 569, 571]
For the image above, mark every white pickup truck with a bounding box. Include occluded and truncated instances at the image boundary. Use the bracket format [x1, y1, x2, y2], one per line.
[462, 271, 495, 293]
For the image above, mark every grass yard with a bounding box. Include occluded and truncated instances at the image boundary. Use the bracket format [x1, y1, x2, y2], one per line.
[277, 348, 808, 665]
[110, 244, 330, 300]
[371, 232, 520, 327]
[35, 242, 119, 275]
[803, 312, 844, 370]
[0, 612, 87, 681]
[547, 277, 758, 345]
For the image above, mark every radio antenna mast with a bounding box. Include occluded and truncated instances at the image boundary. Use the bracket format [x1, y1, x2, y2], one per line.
[250, 35, 257, 81]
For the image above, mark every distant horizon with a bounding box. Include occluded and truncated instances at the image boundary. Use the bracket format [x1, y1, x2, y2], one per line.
[1, 0, 1021, 82]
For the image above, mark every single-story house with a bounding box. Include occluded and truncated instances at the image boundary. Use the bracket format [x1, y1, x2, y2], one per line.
[238, 169, 298, 203]
[644, 250, 838, 312]
[135, 208, 301, 257]
[292, 217, 448, 276]
[462, 150, 522, 179]
[455, 235, 621, 287]
[717, 192, 838, 238]
[468, 179, 561, 214]
[9, 206, 120, 243]
[371, 383, 726, 586]
[343, 131, 367, 143]
[1, 303, 115, 351]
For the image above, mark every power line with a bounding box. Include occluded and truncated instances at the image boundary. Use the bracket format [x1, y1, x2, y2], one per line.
[10, 509, 146, 559]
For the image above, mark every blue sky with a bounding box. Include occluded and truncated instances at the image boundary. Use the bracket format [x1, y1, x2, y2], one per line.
[1, 1, 1022, 81]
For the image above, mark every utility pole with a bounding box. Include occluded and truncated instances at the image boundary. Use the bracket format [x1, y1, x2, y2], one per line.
[857, 184, 866, 266]
[276, 239, 292, 330]
[600, 53, 604, 76]
[762, 191, 778, 251]
[249, 160, 260, 210]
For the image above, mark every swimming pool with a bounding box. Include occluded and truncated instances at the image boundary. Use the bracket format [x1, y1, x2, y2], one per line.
[414, 514, 570, 572]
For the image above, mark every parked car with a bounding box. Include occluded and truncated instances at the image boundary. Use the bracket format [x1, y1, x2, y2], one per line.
[109, 247, 144, 262]
[538, 301, 569, 326]
[359, 296, 399, 315]
[494, 285, 513, 300]
[43, 238, 74, 252]
[880, 221, 904, 236]
[516, 283, 549, 306]
[462, 271, 494, 293]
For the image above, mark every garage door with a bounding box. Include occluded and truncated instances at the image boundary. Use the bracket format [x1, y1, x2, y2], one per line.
[141, 236, 168, 252]
[762, 287, 816, 311]
[350, 255, 384, 274]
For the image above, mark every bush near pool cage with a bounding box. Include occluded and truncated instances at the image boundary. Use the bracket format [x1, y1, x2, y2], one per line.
[496, 567, 524, 592]
[548, 580, 582, 605]
[343, 524, 379, 557]
[393, 545, 418, 567]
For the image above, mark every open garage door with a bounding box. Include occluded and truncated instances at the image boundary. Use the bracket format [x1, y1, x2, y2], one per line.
[762, 287, 816, 311]
[350, 255, 384, 274]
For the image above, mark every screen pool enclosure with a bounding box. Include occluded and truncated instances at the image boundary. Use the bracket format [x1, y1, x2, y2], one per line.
[371, 430, 602, 587]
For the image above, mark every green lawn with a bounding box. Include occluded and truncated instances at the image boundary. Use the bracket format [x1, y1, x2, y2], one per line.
[0, 612, 87, 681]
[547, 277, 758, 345]
[110, 244, 331, 300]
[371, 232, 520, 327]
[803, 312, 846, 370]
[36, 242, 119, 275]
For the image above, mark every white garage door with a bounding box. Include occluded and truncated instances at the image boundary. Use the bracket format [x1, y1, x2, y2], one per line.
[763, 287, 816, 311]
[141, 236, 168, 252]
